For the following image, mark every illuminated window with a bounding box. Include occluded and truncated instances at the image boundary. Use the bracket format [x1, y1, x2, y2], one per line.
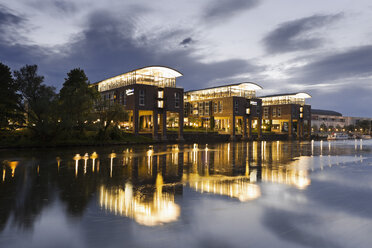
[139, 89, 145, 106]
[193, 103, 198, 115]
[175, 92, 180, 108]
[158, 100, 163, 108]
[158, 90, 164, 99]
[199, 102, 204, 115]
[213, 102, 218, 113]
[205, 102, 210, 115]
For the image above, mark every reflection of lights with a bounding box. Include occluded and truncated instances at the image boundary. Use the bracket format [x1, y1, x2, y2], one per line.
[56, 157, 61, 171]
[8, 161, 19, 178]
[90, 152, 98, 172]
[146, 147, 154, 157]
[99, 174, 180, 226]
[2, 167, 5, 181]
[109, 152, 116, 178]
[261, 159, 311, 190]
[187, 175, 261, 202]
[83, 153, 89, 174]
[193, 143, 198, 151]
[73, 154, 81, 177]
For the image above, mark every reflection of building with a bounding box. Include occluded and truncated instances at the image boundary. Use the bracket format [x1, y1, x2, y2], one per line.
[260, 93, 312, 139]
[184, 83, 263, 140]
[99, 173, 180, 226]
[185, 174, 261, 202]
[92, 66, 184, 140]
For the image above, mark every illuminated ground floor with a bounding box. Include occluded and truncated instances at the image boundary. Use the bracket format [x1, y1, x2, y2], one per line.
[262, 119, 311, 138]
[119, 110, 183, 141]
[184, 115, 262, 140]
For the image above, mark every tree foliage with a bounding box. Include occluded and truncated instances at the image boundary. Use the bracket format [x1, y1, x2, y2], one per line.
[94, 97, 128, 139]
[13, 64, 58, 139]
[0, 62, 22, 129]
[59, 68, 98, 131]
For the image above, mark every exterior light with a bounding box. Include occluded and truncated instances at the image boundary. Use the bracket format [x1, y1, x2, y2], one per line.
[300, 107, 303, 112]
[158, 90, 164, 99]
[126, 89, 134, 96]
[300, 113, 303, 118]
[246, 108, 250, 115]
[158, 100, 164, 108]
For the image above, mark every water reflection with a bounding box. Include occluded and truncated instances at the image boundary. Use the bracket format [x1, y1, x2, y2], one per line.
[99, 173, 180, 226]
[0, 140, 370, 244]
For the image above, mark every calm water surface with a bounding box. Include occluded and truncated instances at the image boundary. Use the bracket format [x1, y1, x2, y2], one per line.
[0, 140, 372, 248]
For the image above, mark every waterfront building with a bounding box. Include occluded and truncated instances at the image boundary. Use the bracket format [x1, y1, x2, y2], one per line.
[311, 109, 345, 132]
[311, 109, 372, 133]
[92, 66, 184, 140]
[259, 92, 312, 139]
[184, 82, 263, 140]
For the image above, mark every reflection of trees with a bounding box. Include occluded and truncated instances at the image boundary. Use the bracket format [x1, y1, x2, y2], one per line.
[0, 159, 58, 231]
[0, 141, 335, 230]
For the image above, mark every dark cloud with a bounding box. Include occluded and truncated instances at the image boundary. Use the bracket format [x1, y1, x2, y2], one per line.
[0, 5, 49, 69]
[307, 84, 372, 117]
[0, 8, 261, 90]
[263, 14, 343, 53]
[0, 4, 24, 27]
[180, 37, 193, 47]
[203, 0, 260, 23]
[292, 45, 372, 82]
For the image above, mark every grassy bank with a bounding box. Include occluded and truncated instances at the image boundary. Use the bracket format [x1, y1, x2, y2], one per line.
[0, 129, 153, 149]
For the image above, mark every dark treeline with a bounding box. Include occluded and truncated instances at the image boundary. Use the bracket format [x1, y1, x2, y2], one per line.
[0, 62, 140, 146]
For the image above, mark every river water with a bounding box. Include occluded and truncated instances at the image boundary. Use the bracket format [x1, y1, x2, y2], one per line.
[0, 140, 371, 248]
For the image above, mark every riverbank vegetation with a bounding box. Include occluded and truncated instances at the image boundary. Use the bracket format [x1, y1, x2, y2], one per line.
[0, 62, 150, 148]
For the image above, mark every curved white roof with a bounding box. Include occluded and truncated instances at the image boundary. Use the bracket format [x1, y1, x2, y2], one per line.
[294, 93, 312, 98]
[135, 66, 183, 78]
[234, 82, 263, 91]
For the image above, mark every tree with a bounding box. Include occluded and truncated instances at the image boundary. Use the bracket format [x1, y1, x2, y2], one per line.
[59, 68, 98, 132]
[0, 62, 22, 129]
[320, 123, 327, 132]
[14, 65, 58, 140]
[94, 97, 128, 140]
[312, 124, 318, 132]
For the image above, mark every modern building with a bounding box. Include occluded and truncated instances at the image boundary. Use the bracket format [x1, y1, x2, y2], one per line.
[311, 109, 372, 132]
[311, 109, 345, 131]
[92, 66, 184, 140]
[259, 92, 312, 139]
[184, 83, 263, 140]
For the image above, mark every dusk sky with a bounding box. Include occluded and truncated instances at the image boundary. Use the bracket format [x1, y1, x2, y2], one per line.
[1, 0, 371, 117]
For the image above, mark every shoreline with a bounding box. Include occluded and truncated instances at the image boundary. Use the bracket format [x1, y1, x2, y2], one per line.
[0, 132, 316, 150]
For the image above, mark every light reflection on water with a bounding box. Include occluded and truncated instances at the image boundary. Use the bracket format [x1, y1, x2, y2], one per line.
[0, 140, 372, 248]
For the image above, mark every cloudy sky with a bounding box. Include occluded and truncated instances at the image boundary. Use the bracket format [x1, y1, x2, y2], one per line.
[1, 0, 372, 116]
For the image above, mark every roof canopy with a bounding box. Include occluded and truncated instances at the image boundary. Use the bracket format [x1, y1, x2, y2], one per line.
[260, 92, 311, 99]
[135, 66, 183, 78]
[96, 66, 182, 92]
[260, 92, 311, 106]
[187, 82, 263, 93]
[185, 82, 263, 101]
